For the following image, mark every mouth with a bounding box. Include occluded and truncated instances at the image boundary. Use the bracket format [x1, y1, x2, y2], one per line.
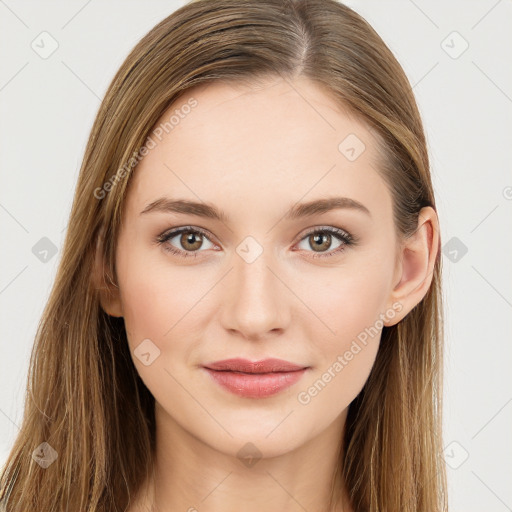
[202, 358, 309, 398]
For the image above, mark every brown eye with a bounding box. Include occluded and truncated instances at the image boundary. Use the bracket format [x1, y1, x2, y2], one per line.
[157, 227, 215, 257]
[179, 231, 204, 251]
[309, 232, 332, 252]
[296, 227, 354, 258]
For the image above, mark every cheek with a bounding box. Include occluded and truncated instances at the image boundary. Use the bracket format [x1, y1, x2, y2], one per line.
[116, 261, 216, 418]
[294, 262, 390, 408]
[116, 242, 189, 348]
[119, 268, 214, 346]
[115, 246, 212, 368]
[297, 257, 391, 347]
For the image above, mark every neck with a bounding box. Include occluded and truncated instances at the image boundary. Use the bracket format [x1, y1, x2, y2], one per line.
[133, 404, 352, 512]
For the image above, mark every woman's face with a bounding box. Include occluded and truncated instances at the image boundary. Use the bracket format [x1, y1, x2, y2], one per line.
[109, 76, 405, 457]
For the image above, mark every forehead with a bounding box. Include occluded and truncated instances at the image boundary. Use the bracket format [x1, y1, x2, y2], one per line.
[126, 76, 391, 223]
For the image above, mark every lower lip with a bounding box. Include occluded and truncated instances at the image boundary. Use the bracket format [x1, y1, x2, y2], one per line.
[203, 368, 308, 398]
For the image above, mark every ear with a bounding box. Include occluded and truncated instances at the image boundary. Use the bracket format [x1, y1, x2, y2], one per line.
[93, 227, 124, 318]
[384, 206, 440, 326]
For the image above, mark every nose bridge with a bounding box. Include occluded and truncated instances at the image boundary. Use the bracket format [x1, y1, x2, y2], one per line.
[221, 237, 288, 339]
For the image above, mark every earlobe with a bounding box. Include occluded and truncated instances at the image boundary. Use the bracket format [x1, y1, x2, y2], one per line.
[98, 283, 124, 318]
[93, 228, 124, 318]
[384, 207, 439, 326]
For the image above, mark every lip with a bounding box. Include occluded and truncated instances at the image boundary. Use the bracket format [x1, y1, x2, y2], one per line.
[204, 357, 306, 373]
[202, 358, 309, 398]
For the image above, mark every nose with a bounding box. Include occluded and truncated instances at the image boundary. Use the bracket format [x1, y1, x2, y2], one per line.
[219, 247, 290, 342]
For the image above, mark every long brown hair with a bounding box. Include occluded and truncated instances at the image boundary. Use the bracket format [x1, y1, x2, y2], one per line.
[0, 0, 447, 510]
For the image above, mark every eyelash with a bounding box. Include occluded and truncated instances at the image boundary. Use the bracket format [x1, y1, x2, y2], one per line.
[156, 225, 355, 260]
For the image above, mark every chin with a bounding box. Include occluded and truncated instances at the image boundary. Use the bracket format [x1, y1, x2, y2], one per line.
[201, 413, 314, 459]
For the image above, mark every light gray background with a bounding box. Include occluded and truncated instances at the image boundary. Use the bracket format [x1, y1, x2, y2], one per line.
[1, 1, 511, 510]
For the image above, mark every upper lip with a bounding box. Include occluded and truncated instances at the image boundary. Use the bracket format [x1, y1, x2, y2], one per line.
[203, 358, 308, 373]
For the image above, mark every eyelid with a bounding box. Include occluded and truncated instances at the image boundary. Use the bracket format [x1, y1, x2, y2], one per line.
[158, 225, 216, 244]
[156, 225, 219, 253]
[295, 225, 354, 244]
[292, 225, 355, 259]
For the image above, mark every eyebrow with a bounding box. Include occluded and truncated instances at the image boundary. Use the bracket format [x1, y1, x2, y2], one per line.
[140, 196, 371, 221]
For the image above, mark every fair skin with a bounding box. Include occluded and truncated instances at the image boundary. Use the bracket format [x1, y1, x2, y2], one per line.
[98, 76, 439, 512]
